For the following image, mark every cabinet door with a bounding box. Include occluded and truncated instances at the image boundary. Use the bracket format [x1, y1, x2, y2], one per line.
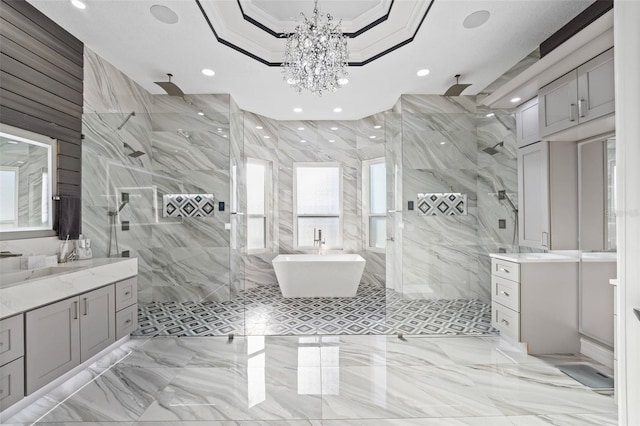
[516, 97, 540, 147]
[539, 71, 578, 137]
[26, 296, 80, 394]
[577, 48, 615, 123]
[518, 141, 550, 249]
[80, 285, 115, 362]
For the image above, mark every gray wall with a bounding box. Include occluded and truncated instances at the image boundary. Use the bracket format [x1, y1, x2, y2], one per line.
[0, 0, 83, 199]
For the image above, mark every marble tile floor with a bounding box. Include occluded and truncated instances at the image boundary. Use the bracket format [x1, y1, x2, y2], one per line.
[133, 284, 497, 337]
[4, 335, 617, 425]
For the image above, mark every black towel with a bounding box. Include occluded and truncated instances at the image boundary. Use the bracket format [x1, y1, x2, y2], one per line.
[56, 196, 81, 240]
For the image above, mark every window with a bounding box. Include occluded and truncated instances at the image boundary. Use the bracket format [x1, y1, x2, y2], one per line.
[363, 158, 386, 250]
[247, 158, 271, 251]
[294, 163, 342, 249]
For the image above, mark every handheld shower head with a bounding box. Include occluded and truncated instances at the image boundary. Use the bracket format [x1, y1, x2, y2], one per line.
[483, 141, 504, 156]
[123, 142, 146, 158]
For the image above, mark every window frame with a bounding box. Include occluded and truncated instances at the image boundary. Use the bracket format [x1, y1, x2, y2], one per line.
[363, 157, 386, 253]
[246, 157, 271, 254]
[293, 162, 343, 250]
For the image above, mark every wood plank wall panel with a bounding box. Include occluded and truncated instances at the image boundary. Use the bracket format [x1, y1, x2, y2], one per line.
[0, 0, 83, 204]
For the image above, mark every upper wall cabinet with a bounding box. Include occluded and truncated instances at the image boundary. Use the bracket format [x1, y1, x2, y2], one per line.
[539, 48, 614, 138]
[515, 97, 540, 148]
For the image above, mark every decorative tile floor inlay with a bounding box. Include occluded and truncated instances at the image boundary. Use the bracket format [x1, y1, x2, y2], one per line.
[133, 283, 497, 337]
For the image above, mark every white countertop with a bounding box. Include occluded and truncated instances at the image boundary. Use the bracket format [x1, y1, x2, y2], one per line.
[581, 252, 617, 262]
[490, 252, 580, 263]
[0, 257, 137, 320]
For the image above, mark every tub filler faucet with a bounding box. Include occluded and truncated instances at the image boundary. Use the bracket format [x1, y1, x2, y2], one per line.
[313, 228, 325, 254]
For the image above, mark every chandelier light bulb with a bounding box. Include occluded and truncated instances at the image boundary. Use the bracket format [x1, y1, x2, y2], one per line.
[282, 0, 349, 96]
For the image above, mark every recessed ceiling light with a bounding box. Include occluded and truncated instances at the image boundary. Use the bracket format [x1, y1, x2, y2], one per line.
[330, 126, 338, 131]
[440, 141, 446, 145]
[300, 139, 307, 143]
[293, 107, 303, 113]
[298, 127, 305, 131]
[17, 160, 25, 164]
[338, 78, 349, 85]
[463, 10, 490, 29]
[374, 125, 382, 129]
[223, 135, 228, 138]
[150, 5, 179, 24]
[510, 97, 522, 103]
[70, 0, 86, 9]
[264, 135, 270, 139]
[197, 111, 204, 116]
[333, 107, 342, 113]
[255, 126, 263, 130]
[217, 128, 222, 132]
[486, 113, 495, 118]
[329, 139, 335, 143]
[416, 69, 430, 77]
[369, 135, 376, 139]
[7, 141, 18, 144]
[201, 68, 215, 77]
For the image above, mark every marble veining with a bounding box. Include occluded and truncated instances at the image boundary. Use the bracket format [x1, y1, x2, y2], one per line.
[7, 335, 616, 425]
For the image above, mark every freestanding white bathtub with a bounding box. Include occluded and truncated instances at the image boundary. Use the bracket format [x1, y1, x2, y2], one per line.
[272, 254, 366, 298]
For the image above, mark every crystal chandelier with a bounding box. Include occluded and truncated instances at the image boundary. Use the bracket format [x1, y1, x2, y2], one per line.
[282, 0, 349, 96]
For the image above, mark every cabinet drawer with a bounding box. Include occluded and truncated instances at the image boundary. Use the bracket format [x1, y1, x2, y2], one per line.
[116, 304, 138, 340]
[492, 276, 520, 312]
[492, 258, 520, 282]
[492, 302, 520, 341]
[0, 314, 24, 366]
[0, 357, 24, 411]
[115, 277, 137, 311]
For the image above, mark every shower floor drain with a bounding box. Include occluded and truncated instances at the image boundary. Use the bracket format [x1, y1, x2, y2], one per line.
[558, 363, 614, 389]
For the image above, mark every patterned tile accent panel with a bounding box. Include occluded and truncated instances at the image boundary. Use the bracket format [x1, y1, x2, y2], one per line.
[417, 193, 467, 216]
[133, 283, 497, 337]
[163, 194, 215, 217]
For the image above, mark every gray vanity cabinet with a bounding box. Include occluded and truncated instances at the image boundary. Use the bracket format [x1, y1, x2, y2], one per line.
[25, 285, 115, 394]
[25, 296, 80, 394]
[79, 285, 115, 362]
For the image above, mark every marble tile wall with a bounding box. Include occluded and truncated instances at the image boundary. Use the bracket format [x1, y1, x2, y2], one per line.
[82, 48, 233, 304]
[396, 95, 517, 302]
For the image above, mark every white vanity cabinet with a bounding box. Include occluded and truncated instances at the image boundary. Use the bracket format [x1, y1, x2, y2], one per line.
[25, 284, 115, 394]
[491, 255, 580, 354]
[518, 141, 578, 250]
[0, 314, 24, 411]
[515, 97, 540, 147]
[539, 48, 614, 137]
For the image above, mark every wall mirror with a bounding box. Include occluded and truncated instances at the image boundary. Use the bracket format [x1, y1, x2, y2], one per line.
[0, 124, 57, 239]
[578, 136, 616, 252]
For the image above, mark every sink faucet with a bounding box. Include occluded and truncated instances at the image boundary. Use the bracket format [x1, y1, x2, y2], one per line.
[313, 228, 325, 254]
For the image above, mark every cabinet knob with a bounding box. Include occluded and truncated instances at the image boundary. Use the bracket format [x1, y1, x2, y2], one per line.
[125, 291, 131, 296]
[500, 268, 510, 274]
[501, 319, 510, 326]
[125, 319, 132, 324]
[500, 291, 510, 297]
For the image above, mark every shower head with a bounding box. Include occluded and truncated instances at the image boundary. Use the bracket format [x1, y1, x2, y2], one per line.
[123, 142, 146, 158]
[154, 73, 184, 97]
[483, 141, 504, 155]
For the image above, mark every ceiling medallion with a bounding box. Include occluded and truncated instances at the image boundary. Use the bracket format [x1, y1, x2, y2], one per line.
[282, 0, 349, 96]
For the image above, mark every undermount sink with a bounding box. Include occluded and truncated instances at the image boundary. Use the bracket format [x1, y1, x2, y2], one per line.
[0, 265, 84, 288]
